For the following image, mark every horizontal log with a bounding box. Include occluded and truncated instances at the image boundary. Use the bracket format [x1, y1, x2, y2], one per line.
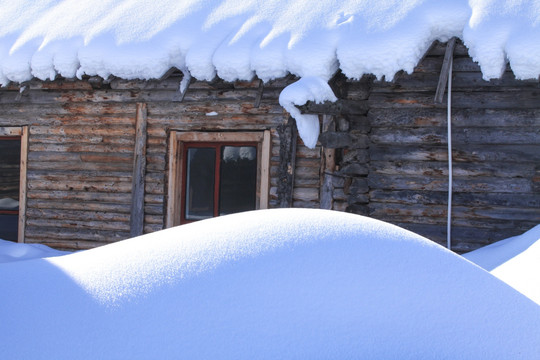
[28, 152, 133, 163]
[27, 180, 132, 193]
[369, 90, 540, 109]
[298, 100, 369, 115]
[369, 144, 540, 163]
[0, 88, 283, 104]
[29, 143, 135, 153]
[27, 190, 132, 203]
[369, 190, 540, 208]
[369, 202, 539, 222]
[144, 224, 164, 233]
[293, 188, 319, 201]
[368, 108, 540, 128]
[370, 127, 540, 145]
[368, 174, 533, 193]
[26, 207, 129, 222]
[26, 199, 131, 213]
[147, 114, 285, 129]
[370, 161, 537, 178]
[25, 227, 130, 242]
[28, 161, 132, 172]
[26, 218, 130, 231]
[29, 133, 135, 146]
[30, 125, 135, 137]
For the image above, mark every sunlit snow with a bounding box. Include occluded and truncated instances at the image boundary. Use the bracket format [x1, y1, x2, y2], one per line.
[1, 209, 539, 359]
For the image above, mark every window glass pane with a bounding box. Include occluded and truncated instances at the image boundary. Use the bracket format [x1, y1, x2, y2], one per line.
[219, 146, 257, 216]
[0, 214, 18, 241]
[185, 147, 215, 220]
[0, 138, 20, 241]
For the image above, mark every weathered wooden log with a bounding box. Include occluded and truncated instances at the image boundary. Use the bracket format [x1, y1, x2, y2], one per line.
[130, 103, 147, 237]
[297, 99, 369, 115]
[276, 117, 297, 207]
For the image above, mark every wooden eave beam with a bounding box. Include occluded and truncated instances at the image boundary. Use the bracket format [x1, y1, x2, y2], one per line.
[434, 37, 457, 104]
[296, 99, 368, 115]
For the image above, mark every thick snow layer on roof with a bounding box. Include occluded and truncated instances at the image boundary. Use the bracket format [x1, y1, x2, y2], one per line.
[1, 0, 539, 85]
[1, 209, 539, 359]
[464, 224, 540, 305]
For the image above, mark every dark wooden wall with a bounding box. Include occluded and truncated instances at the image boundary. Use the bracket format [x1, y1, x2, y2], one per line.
[331, 41, 540, 252]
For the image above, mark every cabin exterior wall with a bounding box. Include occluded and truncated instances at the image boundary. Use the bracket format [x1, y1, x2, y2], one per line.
[0, 41, 537, 252]
[324, 41, 540, 252]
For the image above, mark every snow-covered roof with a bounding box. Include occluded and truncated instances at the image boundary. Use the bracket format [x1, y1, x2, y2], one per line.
[1, 0, 539, 85]
[1, 1, 539, 147]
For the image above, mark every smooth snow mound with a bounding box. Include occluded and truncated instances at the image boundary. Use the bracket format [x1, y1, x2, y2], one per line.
[464, 225, 540, 305]
[1, 209, 539, 359]
[0, 239, 69, 263]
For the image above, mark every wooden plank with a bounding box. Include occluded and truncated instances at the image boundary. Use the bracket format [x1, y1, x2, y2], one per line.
[175, 131, 264, 143]
[130, 103, 147, 237]
[166, 131, 180, 228]
[320, 115, 335, 210]
[259, 130, 271, 209]
[434, 37, 456, 104]
[18, 126, 28, 243]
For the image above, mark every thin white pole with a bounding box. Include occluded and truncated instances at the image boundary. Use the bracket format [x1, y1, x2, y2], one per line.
[447, 55, 453, 250]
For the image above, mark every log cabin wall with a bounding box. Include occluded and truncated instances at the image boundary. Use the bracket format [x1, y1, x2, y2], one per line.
[0, 40, 537, 252]
[332, 41, 540, 252]
[0, 76, 318, 250]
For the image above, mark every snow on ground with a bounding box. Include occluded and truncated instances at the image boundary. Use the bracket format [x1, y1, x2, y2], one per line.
[1, 1, 540, 147]
[464, 225, 540, 306]
[0, 238, 69, 263]
[1, 209, 539, 359]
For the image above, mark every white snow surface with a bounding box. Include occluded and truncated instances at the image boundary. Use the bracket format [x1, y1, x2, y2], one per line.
[1, 1, 539, 147]
[1, 209, 539, 359]
[464, 224, 540, 306]
[0, 238, 69, 263]
[279, 76, 337, 148]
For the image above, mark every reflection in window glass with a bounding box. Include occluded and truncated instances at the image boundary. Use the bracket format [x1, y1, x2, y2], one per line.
[219, 146, 257, 216]
[0, 138, 20, 241]
[185, 147, 215, 220]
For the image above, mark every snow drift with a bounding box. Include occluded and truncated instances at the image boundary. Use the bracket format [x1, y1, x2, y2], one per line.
[464, 224, 540, 306]
[1, 209, 539, 359]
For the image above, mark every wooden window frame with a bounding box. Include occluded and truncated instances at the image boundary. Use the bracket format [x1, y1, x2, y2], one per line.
[0, 126, 28, 243]
[166, 131, 270, 228]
